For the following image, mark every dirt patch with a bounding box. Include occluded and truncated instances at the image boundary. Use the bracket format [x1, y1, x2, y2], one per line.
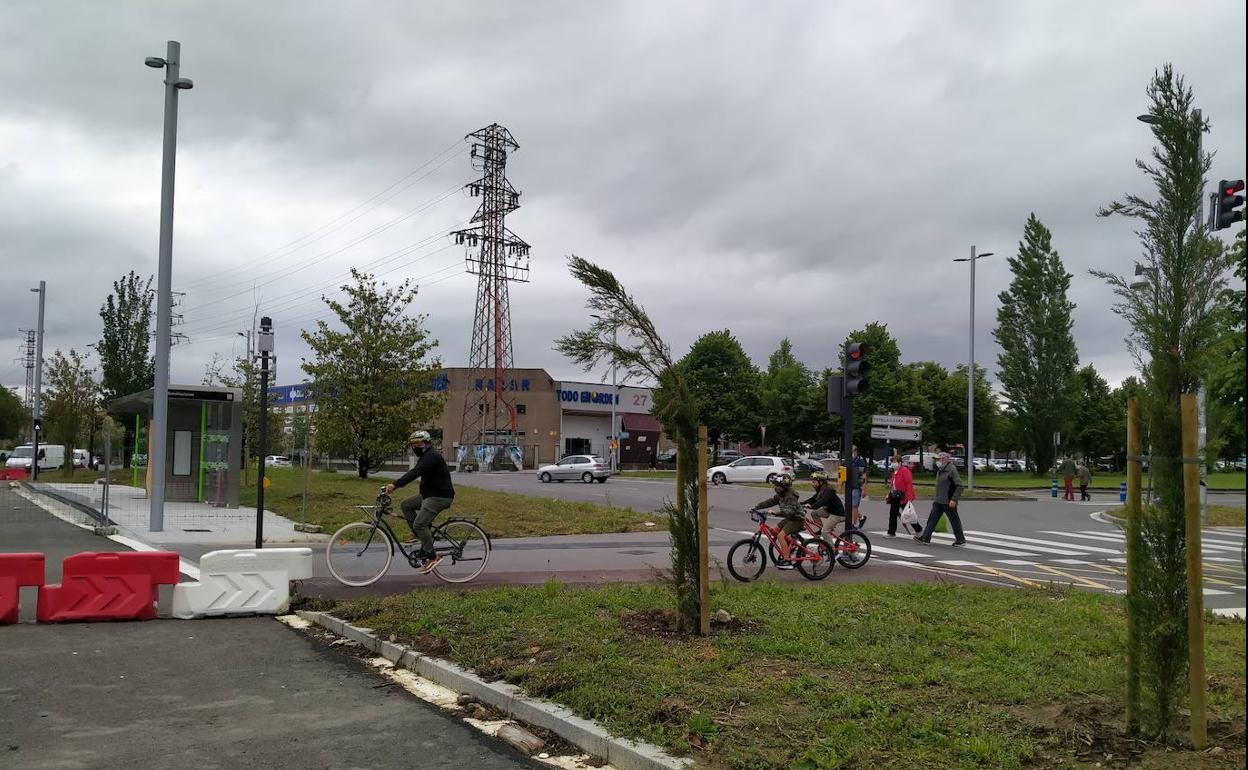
[618, 608, 758, 640]
[1014, 697, 1246, 768]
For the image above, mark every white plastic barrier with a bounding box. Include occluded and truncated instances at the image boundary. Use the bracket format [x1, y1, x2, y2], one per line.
[172, 548, 313, 620]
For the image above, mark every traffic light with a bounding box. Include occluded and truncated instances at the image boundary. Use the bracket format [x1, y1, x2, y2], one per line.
[844, 341, 870, 397]
[1214, 179, 1245, 231]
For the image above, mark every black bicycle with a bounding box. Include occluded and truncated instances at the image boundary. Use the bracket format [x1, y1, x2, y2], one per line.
[326, 492, 491, 586]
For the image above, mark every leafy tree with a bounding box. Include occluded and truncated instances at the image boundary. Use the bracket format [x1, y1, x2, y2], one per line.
[1, 387, 28, 444]
[556, 256, 705, 633]
[44, 349, 98, 476]
[301, 269, 443, 479]
[205, 354, 278, 484]
[1094, 66, 1235, 740]
[759, 339, 816, 454]
[1069, 365, 1121, 464]
[678, 330, 761, 460]
[947, 363, 1001, 456]
[1207, 229, 1245, 462]
[97, 271, 154, 400]
[994, 214, 1079, 476]
[905, 361, 957, 450]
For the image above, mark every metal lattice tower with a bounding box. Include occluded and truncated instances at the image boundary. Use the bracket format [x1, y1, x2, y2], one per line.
[18, 329, 36, 410]
[451, 123, 531, 470]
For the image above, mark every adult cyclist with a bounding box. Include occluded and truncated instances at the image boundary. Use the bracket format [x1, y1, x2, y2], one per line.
[383, 430, 454, 574]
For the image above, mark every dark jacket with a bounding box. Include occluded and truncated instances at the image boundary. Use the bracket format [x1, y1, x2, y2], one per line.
[393, 448, 455, 499]
[934, 461, 963, 505]
[754, 488, 803, 520]
[802, 486, 845, 519]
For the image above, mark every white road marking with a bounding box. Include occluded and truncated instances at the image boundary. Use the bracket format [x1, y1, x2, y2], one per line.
[1053, 558, 1093, 565]
[1070, 529, 1242, 553]
[925, 532, 1035, 556]
[995, 559, 1038, 565]
[1203, 588, 1232, 596]
[974, 530, 1122, 555]
[1213, 607, 1246, 619]
[937, 560, 981, 567]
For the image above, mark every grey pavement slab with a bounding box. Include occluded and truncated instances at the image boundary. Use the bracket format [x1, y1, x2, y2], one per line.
[0, 616, 541, 770]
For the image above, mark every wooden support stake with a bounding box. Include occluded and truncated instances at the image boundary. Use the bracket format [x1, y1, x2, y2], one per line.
[697, 425, 710, 636]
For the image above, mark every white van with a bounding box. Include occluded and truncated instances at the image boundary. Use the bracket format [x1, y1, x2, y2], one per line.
[4, 444, 65, 471]
[901, 453, 938, 471]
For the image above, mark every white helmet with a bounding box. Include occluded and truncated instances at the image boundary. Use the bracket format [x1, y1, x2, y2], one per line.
[408, 430, 432, 444]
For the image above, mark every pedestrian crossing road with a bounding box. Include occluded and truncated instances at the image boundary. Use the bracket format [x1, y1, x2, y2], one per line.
[851, 525, 1246, 617]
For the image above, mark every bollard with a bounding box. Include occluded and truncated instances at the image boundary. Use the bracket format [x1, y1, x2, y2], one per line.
[1050, 478, 1058, 498]
[1119, 481, 1127, 503]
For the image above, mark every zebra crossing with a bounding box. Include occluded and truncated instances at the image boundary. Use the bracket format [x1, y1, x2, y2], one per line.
[864, 526, 1247, 615]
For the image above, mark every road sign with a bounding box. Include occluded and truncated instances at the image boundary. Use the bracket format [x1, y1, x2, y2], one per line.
[872, 414, 922, 428]
[870, 426, 921, 442]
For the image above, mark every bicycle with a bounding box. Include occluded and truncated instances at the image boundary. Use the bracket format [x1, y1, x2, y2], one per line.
[726, 509, 836, 582]
[774, 511, 872, 570]
[326, 491, 492, 586]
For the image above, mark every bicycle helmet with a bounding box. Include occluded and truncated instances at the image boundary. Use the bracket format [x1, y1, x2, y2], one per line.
[408, 429, 432, 444]
[810, 471, 829, 484]
[771, 473, 794, 488]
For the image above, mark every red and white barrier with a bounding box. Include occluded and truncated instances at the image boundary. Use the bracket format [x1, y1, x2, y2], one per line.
[171, 548, 313, 619]
[37, 551, 180, 622]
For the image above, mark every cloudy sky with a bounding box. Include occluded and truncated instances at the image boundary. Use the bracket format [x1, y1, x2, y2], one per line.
[1, 0, 1244, 400]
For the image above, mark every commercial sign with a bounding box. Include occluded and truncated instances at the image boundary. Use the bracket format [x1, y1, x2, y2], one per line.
[870, 426, 922, 442]
[557, 382, 655, 414]
[871, 414, 922, 428]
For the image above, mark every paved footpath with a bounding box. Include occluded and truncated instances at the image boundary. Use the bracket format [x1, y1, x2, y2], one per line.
[0, 487, 539, 770]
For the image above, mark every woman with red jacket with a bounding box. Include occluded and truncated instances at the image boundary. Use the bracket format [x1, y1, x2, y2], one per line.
[886, 455, 918, 537]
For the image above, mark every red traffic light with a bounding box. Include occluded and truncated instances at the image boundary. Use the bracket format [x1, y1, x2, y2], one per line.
[1224, 180, 1245, 196]
[847, 342, 870, 360]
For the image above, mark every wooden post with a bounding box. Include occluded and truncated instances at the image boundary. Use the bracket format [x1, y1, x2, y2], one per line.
[1124, 397, 1141, 735]
[1182, 393, 1207, 749]
[697, 425, 710, 636]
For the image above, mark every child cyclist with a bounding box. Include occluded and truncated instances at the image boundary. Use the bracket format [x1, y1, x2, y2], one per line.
[803, 471, 847, 536]
[751, 473, 803, 570]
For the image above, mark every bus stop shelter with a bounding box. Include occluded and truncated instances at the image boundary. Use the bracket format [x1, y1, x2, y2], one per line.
[108, 385, 243, 508]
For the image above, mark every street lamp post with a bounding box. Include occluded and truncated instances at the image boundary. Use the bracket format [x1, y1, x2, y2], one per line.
[29, 282, 45, 481]
[592, 314, 620, 474]
[953, 246, 994, 490]
[145, 41, 193, 532]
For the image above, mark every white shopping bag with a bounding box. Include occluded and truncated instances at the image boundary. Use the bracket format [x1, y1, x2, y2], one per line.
[900, 501, 919, 525]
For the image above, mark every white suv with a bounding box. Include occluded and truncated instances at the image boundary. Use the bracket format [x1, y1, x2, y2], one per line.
[707, 456, 794, 485]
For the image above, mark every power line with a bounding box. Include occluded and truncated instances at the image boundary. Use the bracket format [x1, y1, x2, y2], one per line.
[176, 139, 467, 295]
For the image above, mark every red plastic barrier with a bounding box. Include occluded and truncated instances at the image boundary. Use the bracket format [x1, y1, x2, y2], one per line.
[0, 467, 29, 481]
[37, 551, 180, 623]
[1, 553, 45, 624]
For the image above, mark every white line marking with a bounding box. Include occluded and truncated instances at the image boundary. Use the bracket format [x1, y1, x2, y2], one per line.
[936, 560, 981, 567]
[1213, 607, 1246, 619]
[1053, 558, 1093, 565]
[1072, 529, 1242, 553]
[1206, 557, 1237, 563]
[925, 532, 1036, 556]
[870, 545, 933, 558]
[952, 530, 1098, 556]
[995, 559, 1038, 566]
[1203, 588, 1232, 596]
[977, 530, 1122, 555]
[1108, 557, 1128, 563]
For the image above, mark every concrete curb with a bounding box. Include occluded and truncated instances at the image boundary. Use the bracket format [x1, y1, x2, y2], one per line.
[297, 610, 693, 770]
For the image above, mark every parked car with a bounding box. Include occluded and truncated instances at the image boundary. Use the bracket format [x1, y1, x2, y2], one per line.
[655, 448, 678, 469]
[971, 457, 989, 471]
[716, 449, 743, 464]
[988, 458, 1009, 472]
[538, 455, 609, 483]
[792, 458, 824, 477]
[706, 456, 794, 485]
[265, 455, 293, 468]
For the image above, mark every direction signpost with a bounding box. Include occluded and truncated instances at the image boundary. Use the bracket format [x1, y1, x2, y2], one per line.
[871, 426, 921, 442]
[872, 414, 922, 428]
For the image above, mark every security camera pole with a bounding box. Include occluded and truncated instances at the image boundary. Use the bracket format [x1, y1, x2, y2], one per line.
[29, 281, 45, 480]
[255, 317, 274, 549]
[145, 41, 193, 532]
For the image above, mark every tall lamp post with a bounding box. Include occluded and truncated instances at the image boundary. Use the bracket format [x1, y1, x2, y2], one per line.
[144, 41, 193, 532]
[953, 246, 993, 490]
[591, 314, 620, 474]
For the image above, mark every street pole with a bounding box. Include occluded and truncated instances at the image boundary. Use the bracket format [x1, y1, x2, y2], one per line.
[954, 246, 992, 489]
[1181, 392, 1207, 749]
[146, 40, 192, 532]
[610, 325, 618, 474]
[302, 388, 310, 522]
[255, 317, 273, 549]
[30, 281, 45, 481]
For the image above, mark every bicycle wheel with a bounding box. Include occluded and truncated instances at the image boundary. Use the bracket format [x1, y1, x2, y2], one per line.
[796, 538, 835, 581]
[431, 519, 491, 583]
[326, 522, 393, 587]
[835, 530, 872, 569]
[727, 538, 767, 582]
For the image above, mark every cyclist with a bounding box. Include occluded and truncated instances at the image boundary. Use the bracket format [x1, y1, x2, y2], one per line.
[803, 471, 847, 537]
[751, 473, 803, 570]
[383, 430, 454, 574]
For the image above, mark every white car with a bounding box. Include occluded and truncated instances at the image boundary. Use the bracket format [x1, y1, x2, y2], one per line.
[707, 456, 794, 485]
[265, 455, 293, 468]
[537, 455, 610, 483]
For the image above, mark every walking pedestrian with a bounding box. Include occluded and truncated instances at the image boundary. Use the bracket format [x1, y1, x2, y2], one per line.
[849, 445, 869, 529]
[1059, 456, 1077, 501]
[1077, 461, 1092, 501]
[914, 451, 966, 545]
[886, 454, 917, 537]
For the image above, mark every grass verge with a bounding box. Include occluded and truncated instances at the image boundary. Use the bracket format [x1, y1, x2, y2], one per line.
[241, 467, 667, 537]
[325, 581, 1245, 770]
[1102, 504, 1245, 529]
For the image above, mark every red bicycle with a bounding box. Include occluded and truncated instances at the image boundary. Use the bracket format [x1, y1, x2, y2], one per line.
[727, 509, 835, 581]
[772, 512, 872, 570]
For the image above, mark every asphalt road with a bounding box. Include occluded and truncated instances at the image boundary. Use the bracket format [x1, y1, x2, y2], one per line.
[0, 617, 541, 770]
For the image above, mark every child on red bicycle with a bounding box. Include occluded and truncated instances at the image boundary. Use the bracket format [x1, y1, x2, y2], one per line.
[751, 473, 803, 569]
[803, 471, 847, 536]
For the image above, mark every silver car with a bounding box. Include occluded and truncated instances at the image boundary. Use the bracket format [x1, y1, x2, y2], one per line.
[538, 455, 610, 484]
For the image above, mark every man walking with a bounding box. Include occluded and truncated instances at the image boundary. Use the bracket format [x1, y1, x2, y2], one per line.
[849, 445, 869, 530]
[384, 430, 454, 574]
[914, 451, 965, 546]
[1058, 456, 1077, 501]
[1077, 461, 1092, 501]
